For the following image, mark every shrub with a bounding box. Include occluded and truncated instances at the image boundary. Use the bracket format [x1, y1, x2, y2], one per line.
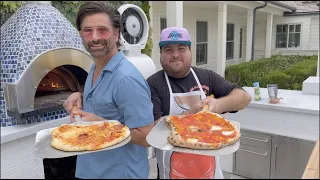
[225, 55, 318, 90]
[284, 58, 318, 90]
[259, 70, 291, 89]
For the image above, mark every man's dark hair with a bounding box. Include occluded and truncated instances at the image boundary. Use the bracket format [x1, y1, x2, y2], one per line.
[76, 1, 121, 47]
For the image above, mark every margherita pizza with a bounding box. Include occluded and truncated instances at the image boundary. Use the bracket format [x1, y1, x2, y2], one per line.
[51, 121, 130, 151]
[165, 107, 240, 150]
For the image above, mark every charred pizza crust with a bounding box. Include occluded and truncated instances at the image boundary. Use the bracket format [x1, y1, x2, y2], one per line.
[165, 111, 240, 150]
[51, 122, 130, 152]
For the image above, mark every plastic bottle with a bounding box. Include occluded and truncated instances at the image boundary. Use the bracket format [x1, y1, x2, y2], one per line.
[253, 82, 261, 101]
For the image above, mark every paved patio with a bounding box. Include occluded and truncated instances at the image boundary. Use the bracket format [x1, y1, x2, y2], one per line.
[148, 157, 158, 179]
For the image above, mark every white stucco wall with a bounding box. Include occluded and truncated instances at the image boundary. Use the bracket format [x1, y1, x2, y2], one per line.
[226, 12, 247, 65]
[151, 1, 166, 72]
[253, 20, 267, 60]
[310, 17, 319, 51]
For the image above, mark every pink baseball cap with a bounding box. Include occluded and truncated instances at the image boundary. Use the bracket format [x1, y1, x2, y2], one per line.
[159, 27, 191, 47]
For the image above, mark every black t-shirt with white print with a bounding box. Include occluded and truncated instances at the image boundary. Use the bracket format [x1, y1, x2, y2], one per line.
[146, 66, 243, 121]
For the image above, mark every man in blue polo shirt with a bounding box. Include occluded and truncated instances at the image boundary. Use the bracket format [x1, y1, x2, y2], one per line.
[63, 2, 154, 179]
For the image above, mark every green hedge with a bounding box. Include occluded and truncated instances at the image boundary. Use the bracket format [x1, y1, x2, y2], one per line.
[225, 55, 318, 90]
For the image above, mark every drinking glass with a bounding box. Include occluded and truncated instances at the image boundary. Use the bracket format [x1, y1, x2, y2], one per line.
[267, 84, 278, 99]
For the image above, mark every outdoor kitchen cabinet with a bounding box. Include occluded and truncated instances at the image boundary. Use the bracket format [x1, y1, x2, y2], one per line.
[234, 130, 272, 179]
[234, 129, 315, 179]
[270, 136, 315, 179]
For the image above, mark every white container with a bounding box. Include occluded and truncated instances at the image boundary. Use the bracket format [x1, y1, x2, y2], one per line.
[302, 76, 319, 95]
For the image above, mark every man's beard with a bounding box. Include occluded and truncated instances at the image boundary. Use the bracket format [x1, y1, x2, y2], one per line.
[160, 58, 191, 78]
[84, 38, 115, 58]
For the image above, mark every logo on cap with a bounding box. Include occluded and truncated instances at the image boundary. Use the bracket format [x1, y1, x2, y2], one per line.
[167, 30, 183, 40]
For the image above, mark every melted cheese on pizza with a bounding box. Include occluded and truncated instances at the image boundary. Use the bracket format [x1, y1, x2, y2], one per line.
[222, 131, 234, 136]
[170, 112, 236, 144]
[211, 125, 222, 131]
[187, 138, 199, 143]
[52, 122, 126, 150]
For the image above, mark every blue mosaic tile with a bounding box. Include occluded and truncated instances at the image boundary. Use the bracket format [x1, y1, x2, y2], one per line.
[0, 3, 85, 127]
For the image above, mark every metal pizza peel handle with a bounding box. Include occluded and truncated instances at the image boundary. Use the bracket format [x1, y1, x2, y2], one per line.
[202, 94, 214, 112]
[72, 106, 82, 124]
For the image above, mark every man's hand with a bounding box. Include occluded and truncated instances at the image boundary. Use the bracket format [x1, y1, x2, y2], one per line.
[201, 89, 251, 114]
[180, 97, 211, 115]
[63, 92, 83, 113]
[71, 109, 104, 123]
[200, 97, 224, 114]
[154, 97, 212, 125]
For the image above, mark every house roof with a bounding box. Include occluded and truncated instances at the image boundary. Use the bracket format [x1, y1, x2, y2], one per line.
[278, 1, 320, 13]
[268, 1, 297, 11]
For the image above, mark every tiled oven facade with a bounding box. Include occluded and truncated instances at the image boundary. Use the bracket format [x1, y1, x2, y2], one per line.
[0, 3, 88, 127]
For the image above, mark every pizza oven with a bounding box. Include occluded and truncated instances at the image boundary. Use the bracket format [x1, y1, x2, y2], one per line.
[1, 2, 94, 124]
[0, 1, 95, 179]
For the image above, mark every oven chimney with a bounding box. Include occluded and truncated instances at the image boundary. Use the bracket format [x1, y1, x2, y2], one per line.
[26, 1, 52, 5]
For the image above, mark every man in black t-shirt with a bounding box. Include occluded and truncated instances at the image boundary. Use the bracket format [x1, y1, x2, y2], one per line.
[146, 27, 251, 179]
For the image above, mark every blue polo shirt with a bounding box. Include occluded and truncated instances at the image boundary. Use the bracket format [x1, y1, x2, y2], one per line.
[75, 51, 154, 179]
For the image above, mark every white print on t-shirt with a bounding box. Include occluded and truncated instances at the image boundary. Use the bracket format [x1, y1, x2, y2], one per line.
[189, 84, 209, 95]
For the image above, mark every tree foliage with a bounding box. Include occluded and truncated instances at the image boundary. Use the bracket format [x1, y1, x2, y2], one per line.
[0, 1, 23, 12]
[0, 1, 24, 26]
[51, 1, 85, 26]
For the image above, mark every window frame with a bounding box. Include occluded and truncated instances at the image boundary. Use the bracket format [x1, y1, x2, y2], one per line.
[226, 23, 235, 60]
[275, 24, 302, 49]
[158, 16, 167, 52]
[239, 27, 243, 59]
[160, 17, 167, 32]
[196, 20, 208, 65]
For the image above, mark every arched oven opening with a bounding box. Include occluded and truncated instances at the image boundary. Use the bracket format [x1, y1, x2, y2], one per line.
[33, 65, 87, 114]
[38, 65, 88, 179]
[39, 65, 87, 179]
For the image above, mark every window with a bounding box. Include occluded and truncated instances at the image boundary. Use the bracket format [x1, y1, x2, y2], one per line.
[159, 17, 167, 51]
[160, 17, 167, 32]
[276, 24, 301, 48]
[226, 23, 234, 60]
[196, 21, 208, 65]
[239, 28, 243, 59]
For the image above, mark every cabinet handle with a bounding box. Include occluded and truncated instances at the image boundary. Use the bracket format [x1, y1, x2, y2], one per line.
[242, 136, 269, 143]
[238, 149, 268, 156]
[274, 144, 278, 172]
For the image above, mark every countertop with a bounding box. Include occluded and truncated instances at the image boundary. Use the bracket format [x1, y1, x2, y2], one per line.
[238, 121, 318, 142]
[222, 87, 319, 142]
[243, 86, 319, 115]
[1, 87, 319, 144]
[302, 138, 319, 179]
[1, 117, 70, 144]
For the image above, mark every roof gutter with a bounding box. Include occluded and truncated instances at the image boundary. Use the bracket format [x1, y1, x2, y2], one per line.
[251, 1, 268, 61]
[284, 11, 320, 16]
